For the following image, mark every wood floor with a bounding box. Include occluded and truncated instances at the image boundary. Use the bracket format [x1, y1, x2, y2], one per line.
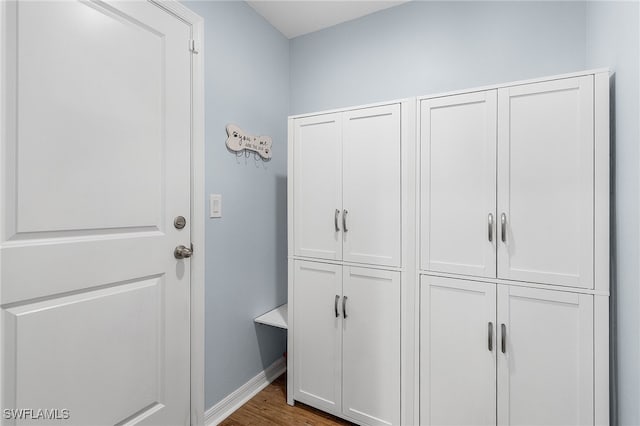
[220, 373, 354, 426]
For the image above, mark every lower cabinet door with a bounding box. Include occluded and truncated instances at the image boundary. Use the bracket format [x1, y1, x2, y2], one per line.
[293, 260, 342, 414]
[342, 266, 400, 426]
[420, 275, 497, 426]
[497, 285, 594, 426]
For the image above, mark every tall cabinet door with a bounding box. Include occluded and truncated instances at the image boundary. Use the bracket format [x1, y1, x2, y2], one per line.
[420, 91, 497, 277]
[293, 261, 343, 414]
[497, 76, 594, 288]
[342, 267, 400, 426]
[420, 276, 496, 426]
[293, 114, 343, 260]
[342, 105, 401, 267]
[497, 285, 593, 426]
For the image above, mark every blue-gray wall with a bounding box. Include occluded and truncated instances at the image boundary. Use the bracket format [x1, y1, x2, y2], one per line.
[182, 1, 289, 410]
[586, 3, 640, 425]
[290, 1, 587, 114]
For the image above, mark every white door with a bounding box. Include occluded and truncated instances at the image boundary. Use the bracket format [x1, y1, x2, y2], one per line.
[293, 113, 343, 261]
[420, 276, 496, 426]
[420, 91, 497, 277]
[0, 2, 192, 425]
[342, 267, 400, 426]
[497, 76, 594, 288]
[293, 261, 342, 414]
[342, 105, 401, 267]
[497, 285, 593, 426]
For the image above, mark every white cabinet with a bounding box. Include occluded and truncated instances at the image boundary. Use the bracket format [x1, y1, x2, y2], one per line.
[293, 260, 400, 425]
[420, 276, 496, 426]
[342, 106, 401, 267]
[288, 101, 415, 425]
[290, 70, 608, 426]
[420, 275, 594, 426]
[496, 285, 594, 426]
[293, 113, 342, 261]
[342, 267, 400, 426]
[292, 104, 402, 268]
[292, 261, 342, 413]
[289, 100, 412, 425]
[420, 75, 597, 289]
[418, 71, 608, 426]
[497, 76, 594, 288]
[420, 91, 497, 278]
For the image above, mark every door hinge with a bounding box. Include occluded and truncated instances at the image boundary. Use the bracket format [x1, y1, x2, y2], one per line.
[189, 39, 199, 54]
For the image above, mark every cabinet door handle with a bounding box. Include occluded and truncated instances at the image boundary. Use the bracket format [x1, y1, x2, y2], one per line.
[334, 295, 340, 318]
[501, 323, 507, 353]
[343, 209, 349, 232]
[488, 322, 494, 351]
[334, 209, 341, 232]
[501, 213, 507, 243]
[488, 213, 494, 242]
[342, 295, 348, 318]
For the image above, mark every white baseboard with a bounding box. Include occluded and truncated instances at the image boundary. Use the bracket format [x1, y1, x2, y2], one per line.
[204, 357, 286, 426]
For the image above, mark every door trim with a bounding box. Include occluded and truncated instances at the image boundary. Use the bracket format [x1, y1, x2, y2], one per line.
[0, 1, 205, 424]
[147, 3, 205, 424]
[150, 2, 205, 425]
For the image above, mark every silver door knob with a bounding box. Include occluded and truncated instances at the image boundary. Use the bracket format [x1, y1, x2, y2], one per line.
[174, 245, 193, 259]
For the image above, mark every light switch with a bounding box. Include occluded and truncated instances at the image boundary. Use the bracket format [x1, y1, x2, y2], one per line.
[210, 194, 222, 218]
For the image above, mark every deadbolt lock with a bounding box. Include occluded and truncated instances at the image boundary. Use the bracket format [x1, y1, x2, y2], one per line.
[174, 216, 186, 229]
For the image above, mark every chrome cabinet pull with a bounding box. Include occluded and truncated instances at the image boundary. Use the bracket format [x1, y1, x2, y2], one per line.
[501, 213, 507, 243]
[334, 209, 340, 232]
[342, 296, 348, 318]
[334, 295, 340, 318]
[488, 213, 494, 242]
[501, 323, 506, 353]
[343, 210, 349, 232]
[488, 322, 494, 351]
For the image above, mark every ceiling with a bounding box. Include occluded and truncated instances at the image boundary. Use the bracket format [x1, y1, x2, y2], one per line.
[246, 1, 410, 39]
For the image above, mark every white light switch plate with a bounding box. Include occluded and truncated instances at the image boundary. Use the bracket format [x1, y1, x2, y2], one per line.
[210, 194, 222, 218]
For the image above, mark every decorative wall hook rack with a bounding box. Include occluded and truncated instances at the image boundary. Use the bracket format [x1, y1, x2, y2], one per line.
[226, 124, 272, 160]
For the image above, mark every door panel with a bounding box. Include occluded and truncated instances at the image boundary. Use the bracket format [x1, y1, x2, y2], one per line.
[497, 76, 594, 288]
[342, 267, 400, 426]
[4, 278, 163, 425]
[420, 276, 496, 426]
[293, 114, 343, 260]
[1, 2, 192, 424]
[420, 91, 497, 277]
[13, 2, 164, 234]
[293, 261, 342, 414]
[343, 105, 401, 267]
[497, 285, 593, 426]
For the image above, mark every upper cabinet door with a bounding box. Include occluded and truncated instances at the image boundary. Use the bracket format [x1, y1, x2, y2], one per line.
[497, 76, 594, 288]
[420, 91, 497, 278]
[342, 104, 401, 267]
[497, 285, 594, 426]
[293, 113, 343, 261]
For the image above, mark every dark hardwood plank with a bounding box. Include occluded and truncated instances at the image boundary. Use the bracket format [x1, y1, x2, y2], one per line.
[219, 373, 354, 426]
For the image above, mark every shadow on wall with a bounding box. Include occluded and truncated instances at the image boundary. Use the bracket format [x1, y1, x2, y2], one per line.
[255, 174, 288, 370]
[255, 324, 287, 371]
[609, 73, 617, 426]
[276, 175, 287, 303]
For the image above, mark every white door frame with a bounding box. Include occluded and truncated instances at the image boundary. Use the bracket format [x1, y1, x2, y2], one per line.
[149, 2, 205, 425]
[0, 1, 206, 424]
